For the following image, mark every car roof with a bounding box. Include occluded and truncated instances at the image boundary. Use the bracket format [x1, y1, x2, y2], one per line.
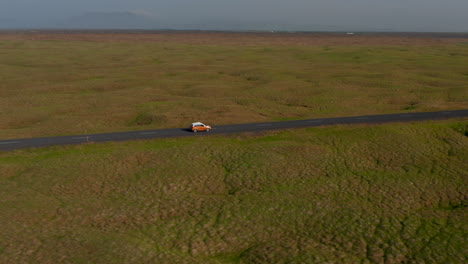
[192, 122, 204, 126]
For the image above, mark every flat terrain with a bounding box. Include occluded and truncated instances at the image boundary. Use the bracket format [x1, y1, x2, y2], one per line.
[1, 110, 467, 151]
[0, 121, 467, 263]
[2, 31, 468, 46]
[0, 32, 467, 263]
[0, 31, 467, 139]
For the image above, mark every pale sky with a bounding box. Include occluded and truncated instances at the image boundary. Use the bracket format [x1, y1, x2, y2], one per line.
[1, 0, 467, 31]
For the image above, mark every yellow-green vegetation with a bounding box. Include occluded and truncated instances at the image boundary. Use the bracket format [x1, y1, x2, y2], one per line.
[1, 121, 467, 263]
[0, 36, 468, 139]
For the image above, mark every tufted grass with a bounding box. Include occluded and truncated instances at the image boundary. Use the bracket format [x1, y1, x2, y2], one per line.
[0, 120, 467, 263]
[0, 33, 467, 139]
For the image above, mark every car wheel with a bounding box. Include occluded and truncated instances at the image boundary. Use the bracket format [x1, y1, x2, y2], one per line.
[193, 129, 197, 133]
[206, 128, 210, 132]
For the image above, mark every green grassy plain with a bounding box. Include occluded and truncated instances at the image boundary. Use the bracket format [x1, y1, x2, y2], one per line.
[1, 33, 467, 263]
[0, 121, 467, 263]
[0, 33, 467, 139]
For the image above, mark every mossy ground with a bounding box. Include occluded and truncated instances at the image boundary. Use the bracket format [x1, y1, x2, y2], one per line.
[1, 121, 467, 263]
[0, 33, 467, 139]
[1, 32, 467, 263]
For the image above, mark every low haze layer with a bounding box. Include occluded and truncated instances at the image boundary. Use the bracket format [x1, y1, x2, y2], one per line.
[1, 0, 468, 31]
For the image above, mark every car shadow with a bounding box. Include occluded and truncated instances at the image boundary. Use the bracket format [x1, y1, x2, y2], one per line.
[181, 128, 193, 132]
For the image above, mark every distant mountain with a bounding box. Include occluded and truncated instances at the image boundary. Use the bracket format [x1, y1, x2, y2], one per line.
[0, 11, 388, 31]
[60, 11, 159, 29]
[2, 11, 464, 32]
[0, 18, 35, 29]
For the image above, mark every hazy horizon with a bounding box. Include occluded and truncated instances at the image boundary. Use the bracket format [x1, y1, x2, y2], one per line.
[1, 0, 468, 32]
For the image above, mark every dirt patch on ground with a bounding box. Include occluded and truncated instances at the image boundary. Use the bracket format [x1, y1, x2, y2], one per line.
[1, 30, 467, 46]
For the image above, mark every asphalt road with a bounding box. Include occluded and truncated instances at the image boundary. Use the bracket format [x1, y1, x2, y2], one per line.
[1, 110, 467, 151]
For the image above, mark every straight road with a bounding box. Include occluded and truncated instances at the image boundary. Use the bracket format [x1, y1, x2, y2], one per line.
[1, 110, 467, 151]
